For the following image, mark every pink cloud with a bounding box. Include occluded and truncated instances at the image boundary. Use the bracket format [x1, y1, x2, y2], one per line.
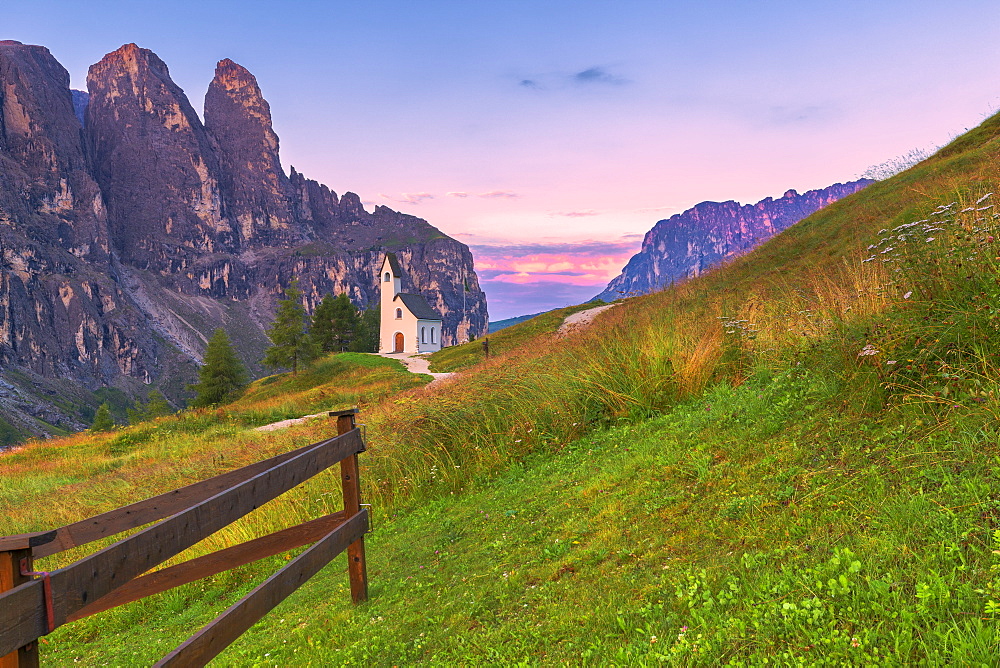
[491, 272, 614, 286]
[472, 240, 641, 289]
[447, 191, 470, 198]
[552, 210, 600, 218]
[380, 192, 435, 204]
[478, 190, 519, 199]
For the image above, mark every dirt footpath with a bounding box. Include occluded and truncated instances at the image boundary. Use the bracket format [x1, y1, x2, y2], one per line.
[378, 352, 455, 386]
[557, 303, 618, 336]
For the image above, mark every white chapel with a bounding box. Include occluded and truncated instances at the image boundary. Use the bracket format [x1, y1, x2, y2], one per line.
[379, 253, 444, 354]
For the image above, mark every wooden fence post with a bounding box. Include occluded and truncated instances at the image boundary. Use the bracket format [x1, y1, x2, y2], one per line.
[335, 410, 368, 603]
[0, 548, 38, 668]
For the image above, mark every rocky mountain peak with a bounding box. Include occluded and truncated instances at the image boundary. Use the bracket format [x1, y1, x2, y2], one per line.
[87, 43, 231, 267]
[0, 39, 106, 255]
[205, 57, 295, 245]
[212, 59, 260, 93]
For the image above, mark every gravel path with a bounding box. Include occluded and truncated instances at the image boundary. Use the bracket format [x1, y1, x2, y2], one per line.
[254, 411, 330, 432]
[558, 303, 618, 336]
[254, 353, 454, 432]
[379, 352, 455, 385]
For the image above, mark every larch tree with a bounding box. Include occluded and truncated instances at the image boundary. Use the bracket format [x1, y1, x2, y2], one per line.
[311, 294, 337, 353]
[350, 306, 380, 353]
[90, 402, 115, 431]
[190, 328, 249, 407]
[263, 280, 318, 374]
[312, 293, 360, 353]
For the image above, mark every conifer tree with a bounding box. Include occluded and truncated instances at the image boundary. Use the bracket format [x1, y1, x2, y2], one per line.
[144, 390, 172, 418]
[311, 294, 337, 353]
[127, 389, 173, 424]
[329, 293, 359, 351]
[350, 306, 380, 353]
[263, 280, 318, 374]
[90, 402, 115, 431]
[313, 293, 361, 352]
[190, 328, 249, 407]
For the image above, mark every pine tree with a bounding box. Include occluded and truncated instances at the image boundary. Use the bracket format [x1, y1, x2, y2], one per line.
[350, 306, 380, 353]
[313, 293, 361, 353]
[144, 390, 172, 418]
[263, 280, 318, 374]
[127, 389, 173, 424]
[329, 293, 359, 351]
[90, 403, 115, 431]
[311, 294, 337, 353]
[190, 329, 249, 407]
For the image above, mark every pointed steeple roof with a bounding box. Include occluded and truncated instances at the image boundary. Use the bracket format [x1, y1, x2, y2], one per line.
[383, 252, 403, 277]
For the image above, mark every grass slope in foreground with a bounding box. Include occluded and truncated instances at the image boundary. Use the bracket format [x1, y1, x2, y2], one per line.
[6, 111, 1000, 663]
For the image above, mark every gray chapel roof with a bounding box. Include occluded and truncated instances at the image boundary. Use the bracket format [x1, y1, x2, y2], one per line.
[394, 293, 441, 320]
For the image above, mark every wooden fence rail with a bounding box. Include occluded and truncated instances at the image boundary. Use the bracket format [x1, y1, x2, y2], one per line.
[0, 408, 369, 667]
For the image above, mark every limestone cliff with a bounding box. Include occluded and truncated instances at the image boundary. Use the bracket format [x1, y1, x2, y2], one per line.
[204, 58, 298, 247]
[87, 44, 233, 269]
[595, 180, 873, 301]
[0, 41, 170, 440]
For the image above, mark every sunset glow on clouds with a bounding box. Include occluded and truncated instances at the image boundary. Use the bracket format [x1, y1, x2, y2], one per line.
[459, 237, 645, 318]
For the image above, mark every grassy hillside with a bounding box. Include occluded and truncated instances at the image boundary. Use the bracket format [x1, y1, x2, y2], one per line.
[489, 311, 545, 332]
[428, 302, 604, 373]
[5, 113, 1000, 664]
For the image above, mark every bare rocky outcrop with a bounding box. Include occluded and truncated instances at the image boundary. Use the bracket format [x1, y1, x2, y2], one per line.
[0, 41, 162, 439]
[596, 180, 873, 301]
[87, 44, 233, 270]
[205, 58, 298, 247]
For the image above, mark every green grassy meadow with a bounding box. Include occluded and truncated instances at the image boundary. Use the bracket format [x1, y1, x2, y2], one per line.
[5, 113, 1000, 664]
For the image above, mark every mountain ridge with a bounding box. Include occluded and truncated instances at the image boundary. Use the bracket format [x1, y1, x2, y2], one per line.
[596, 179, 873, 301]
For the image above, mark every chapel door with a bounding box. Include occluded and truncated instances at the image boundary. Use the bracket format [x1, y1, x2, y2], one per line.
[394, 332, 404, 353]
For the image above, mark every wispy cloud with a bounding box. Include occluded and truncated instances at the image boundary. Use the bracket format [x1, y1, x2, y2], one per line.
[514, 65, 630, 92]
[485, 281, 606, 321]
[635, 205, 678, 215]
[573, 66, 627, 86]
[758, 103, 842, 127]
[551, 210, 600, 218]
[463, 235, 644, 320]
[467, 238, 640, 256]
[379, 192, 435, 205]
[446, 191, 470, 198]
[478, 190, 519, 199]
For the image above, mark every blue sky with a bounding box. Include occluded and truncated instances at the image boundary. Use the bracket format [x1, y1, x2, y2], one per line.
[7, 1, 1000, 318]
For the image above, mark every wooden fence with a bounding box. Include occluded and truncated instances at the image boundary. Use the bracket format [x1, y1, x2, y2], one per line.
[0, 408, 369, 667]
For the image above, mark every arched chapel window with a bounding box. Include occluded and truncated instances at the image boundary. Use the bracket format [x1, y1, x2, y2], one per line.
[421, 327, 426, 343]
[430, 327, 436, 344]
[384, 272, 391, 282]
[395, 308, 402, 319]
